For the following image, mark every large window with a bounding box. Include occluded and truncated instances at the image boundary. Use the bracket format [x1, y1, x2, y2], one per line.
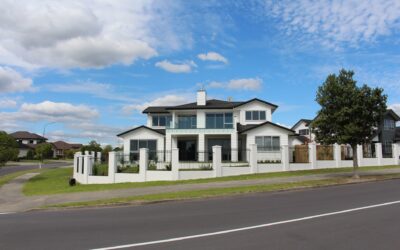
[130, 140, 157, 152]
[384, 118, 395, 130]
[152, 115, 172, 127]
[206, 113, 233, 128]
[299, 129, 309, 135]
[245, 110, 266, 121]
[177, 115, 197, 129]
[255, 136, 280, 151]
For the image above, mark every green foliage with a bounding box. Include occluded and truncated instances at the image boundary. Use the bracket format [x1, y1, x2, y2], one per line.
[92, 163, 108, 176]
[26, 149, 35, 160]
[81, 140, 102, 153]
[312, 69, 387, 146]
[0, 131, 19, 167]
[35, 143, 53, 160]
[64, 149, 77, 159]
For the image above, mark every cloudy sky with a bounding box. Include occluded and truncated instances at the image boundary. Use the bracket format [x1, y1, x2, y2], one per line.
[1, 0, 400, 146]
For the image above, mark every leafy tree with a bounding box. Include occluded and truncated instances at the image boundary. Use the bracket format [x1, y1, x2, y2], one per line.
[26, 149, 35, 160]
[312, 69, 387, 178]
[35, 143, 53, 160]
[0, 131, 19, 167]
[64, 149, 78, 159]
[102, 145, 113, 162]
[81, 140, 102, 153]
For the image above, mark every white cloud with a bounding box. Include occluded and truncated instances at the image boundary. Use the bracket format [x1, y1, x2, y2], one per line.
[45, 81, 134, 102]
[0, 0, 191, 69]
[264, 0, 400, 47]
[390, 104, 400, 117]
[0, 66, 34, 93]
[0, 98, 17, 108]
[198, 52, 228, 64]
[208, 77, 262, 91]
[123, 94, 190, 113]
[155, 60, 197, 73]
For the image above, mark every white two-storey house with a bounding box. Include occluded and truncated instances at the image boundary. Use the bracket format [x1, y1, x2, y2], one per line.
[117, 90, 296, 162]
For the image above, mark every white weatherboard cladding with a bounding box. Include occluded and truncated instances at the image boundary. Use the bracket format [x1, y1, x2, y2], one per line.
[236, 101, 273, 124]
[243, 124, 291, 149]
[293, 122, 308, 133]
[290, 137, 304, 146]
[119, 127, 164, 155]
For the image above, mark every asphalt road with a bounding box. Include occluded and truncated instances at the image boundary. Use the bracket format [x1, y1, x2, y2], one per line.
[0, 162, 72, 176]
[1, 179, 400, 250]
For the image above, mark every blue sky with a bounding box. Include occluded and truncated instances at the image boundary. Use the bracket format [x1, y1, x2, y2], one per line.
[0, 0, 399, 146]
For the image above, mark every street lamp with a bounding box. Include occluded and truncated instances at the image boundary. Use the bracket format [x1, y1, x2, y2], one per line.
[39, 122, 57, 169]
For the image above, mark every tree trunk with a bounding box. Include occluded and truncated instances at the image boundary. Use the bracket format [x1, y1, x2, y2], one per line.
[352, 144, 360, 179]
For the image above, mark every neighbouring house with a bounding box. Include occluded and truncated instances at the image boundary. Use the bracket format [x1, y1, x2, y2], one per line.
[51, 141, 82, 158]
[117, 89, 298, 162]
[291, 119, 314, 143]
[9, 131, 47, 158]
[292, 109, 400, 157]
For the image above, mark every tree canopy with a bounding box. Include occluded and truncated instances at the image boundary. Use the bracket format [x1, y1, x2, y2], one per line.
[81, 140, 102, 153]
[0, 131, 19, 167]
[312, 69, 387, 177]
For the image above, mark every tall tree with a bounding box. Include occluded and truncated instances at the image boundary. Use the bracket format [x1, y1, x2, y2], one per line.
[0, 131, 19, 167]
[81, 140, 102, 153]
[312, 69, 387, 178]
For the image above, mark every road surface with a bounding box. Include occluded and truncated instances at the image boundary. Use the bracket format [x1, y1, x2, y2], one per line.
[0, 162, 72, 176]
[1, 179, 400, 249]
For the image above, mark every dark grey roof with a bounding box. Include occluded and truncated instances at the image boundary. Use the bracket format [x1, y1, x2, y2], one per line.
[117, 126, 165, 137]
[385, 109, 400, 121]
[237, 121, 295, 134]
[10, 131, 47, 140]
[291, 119, 313, 130]
[142, 98, 278, 113]
[142, 106, 171, 114]
[289, 135, 310, 144]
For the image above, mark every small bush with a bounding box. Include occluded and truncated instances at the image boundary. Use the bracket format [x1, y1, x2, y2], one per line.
[165, 163, 172, 171]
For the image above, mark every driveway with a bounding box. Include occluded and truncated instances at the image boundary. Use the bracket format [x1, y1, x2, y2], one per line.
[0, 161, 72, 176]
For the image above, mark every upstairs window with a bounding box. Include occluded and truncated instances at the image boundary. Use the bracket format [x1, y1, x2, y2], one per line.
[177, 115, 197, 129]
[299, 129, 309, 135]
[245, 111, 266, 121]
[206, 113, 233, 129]
[384, 118, 395, 130]
[152, 115, 172, 127]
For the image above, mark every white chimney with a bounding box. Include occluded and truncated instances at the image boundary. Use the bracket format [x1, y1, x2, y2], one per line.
[197, 89, 206, 106]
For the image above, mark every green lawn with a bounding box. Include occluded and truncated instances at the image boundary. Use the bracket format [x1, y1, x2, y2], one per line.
[45, 173, 400, 209]
[0, 169, 42, 188]
[23, 165, 400, 196]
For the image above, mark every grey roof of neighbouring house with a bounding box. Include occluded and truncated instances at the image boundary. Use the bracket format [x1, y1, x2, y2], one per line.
[385, 109, 400, 121]
[237, 121, 295, 134]
[117, 126, 165, 137]
[291, 119, 313, 130]
[51, 141, 82, 150]
[142, 98, 278, 113]
[10, 131, 47, 140]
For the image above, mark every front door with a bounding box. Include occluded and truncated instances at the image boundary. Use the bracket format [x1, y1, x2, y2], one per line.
[178, 139, 197, 161]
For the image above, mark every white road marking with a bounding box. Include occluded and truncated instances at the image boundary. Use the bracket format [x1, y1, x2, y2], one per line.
[0, 212, 15, 215]
[92, 200, 400, 250]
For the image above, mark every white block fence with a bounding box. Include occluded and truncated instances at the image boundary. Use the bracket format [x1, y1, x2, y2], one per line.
[73, 143, 400, 184]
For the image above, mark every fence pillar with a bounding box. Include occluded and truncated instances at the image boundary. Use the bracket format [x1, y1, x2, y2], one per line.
[249, 144, 258, 173]
[394, 144, 400, 165]
[231, 133, 238, 162]
[198, 133, 205, 162]
[334, 143, 341, 168]
[281, 145, 289, 171]
[139, 148, 148, 181]
[376, 143, 383, 166]
[212, 145, 222, 177]
[82, 154, 91, 184]
[73, 152, 81, 179]
[108, 152, 117, 183]
[357, 144, 363, 166]
[171, 148, 179, 180]
[309, 142, 317, 169]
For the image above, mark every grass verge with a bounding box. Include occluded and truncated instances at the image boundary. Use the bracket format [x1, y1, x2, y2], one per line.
[23, 165, 400, 196]
[44, 173, 400, 209]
